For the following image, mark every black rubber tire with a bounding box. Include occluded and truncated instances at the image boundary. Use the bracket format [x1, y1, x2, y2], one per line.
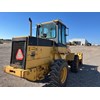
[49, 59, 68, 87]
[71, 55, 79, 73]
[79, 59, 83, 65]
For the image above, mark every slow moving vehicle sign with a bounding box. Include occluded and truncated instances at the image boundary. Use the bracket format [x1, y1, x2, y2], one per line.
[16, 49, 24, 60]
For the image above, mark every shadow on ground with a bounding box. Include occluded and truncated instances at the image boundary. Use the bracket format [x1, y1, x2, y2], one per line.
[67, 64, 100, 87]
[41, 64, 100, 87]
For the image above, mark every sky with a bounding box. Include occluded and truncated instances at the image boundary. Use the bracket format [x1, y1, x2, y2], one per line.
[0, 12, 100, 44]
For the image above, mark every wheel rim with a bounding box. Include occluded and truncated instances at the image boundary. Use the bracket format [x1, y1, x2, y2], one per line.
[60, 67, 67, 84]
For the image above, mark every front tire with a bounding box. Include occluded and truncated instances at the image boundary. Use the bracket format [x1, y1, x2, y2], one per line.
[49, 59, 68, 87]
[71, 55, 79, 73]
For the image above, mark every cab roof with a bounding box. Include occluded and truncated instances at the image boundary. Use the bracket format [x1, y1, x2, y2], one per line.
[37, 19, 68, 29]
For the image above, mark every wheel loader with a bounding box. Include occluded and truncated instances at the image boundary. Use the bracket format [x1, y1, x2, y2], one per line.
[4, 18, 83, 87]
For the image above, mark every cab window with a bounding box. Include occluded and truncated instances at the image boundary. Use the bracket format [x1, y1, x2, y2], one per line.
[58, 24, 62, 43]
[62, 25, 66, 44]
[38, 23, 56, 39]
[58, 23, 66, 44]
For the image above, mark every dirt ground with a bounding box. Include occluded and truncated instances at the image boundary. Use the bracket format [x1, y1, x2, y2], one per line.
[0, 43, 100, 87]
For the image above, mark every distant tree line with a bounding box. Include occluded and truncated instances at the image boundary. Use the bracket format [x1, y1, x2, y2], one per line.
[0, 39, 11, 44]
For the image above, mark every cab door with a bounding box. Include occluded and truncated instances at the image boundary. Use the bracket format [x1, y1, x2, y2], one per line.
[58, 23, 66, 45]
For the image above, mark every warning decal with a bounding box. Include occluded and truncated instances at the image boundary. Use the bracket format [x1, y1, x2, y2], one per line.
[16, 49, 24, 60]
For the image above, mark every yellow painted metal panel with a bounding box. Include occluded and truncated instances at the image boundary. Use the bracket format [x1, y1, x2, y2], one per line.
[66, 53, 75, 61]
[4, 65, 29, 78]
[76, 52, 83, 60]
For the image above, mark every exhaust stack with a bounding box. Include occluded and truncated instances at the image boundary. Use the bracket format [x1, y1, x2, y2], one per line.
[29, 18, 32, 37]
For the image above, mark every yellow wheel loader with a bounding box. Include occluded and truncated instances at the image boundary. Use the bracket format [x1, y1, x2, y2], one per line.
[4, 18, 83, 87]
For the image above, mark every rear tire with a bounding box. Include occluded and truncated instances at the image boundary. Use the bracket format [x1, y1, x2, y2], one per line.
[71, 55, 79, 73]
[49, 59, 68, 87]
[79, 59, 83, 65]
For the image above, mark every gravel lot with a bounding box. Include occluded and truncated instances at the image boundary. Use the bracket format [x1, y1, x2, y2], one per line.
[0, 43, 100, 87]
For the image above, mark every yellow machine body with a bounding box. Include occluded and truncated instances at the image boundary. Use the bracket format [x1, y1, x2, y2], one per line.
[4, 43, 83, 81]
[4, 19, 83, 82]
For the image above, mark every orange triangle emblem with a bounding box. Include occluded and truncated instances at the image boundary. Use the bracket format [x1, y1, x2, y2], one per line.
[16, 49, 24, 60]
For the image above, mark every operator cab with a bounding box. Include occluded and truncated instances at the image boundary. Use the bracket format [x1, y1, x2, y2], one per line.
[36, 20, 69, 45]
